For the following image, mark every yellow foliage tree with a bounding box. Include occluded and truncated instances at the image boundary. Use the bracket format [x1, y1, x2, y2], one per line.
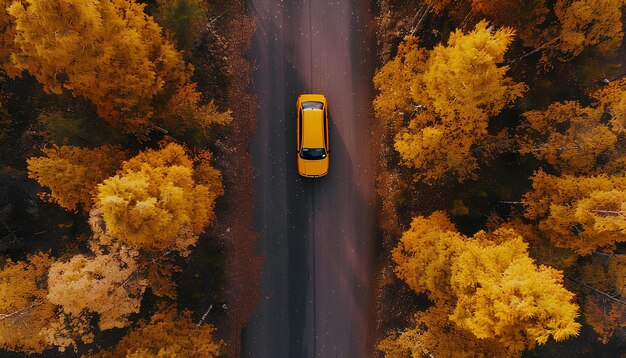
[523, 170, 626, 255]
[27, 145, 126, 211]
[373, 36, 428, 130]
[158, 82, 232, 142]
[88, 208, 181, 299]
[549, 0, 624, 61]
[390, 212, 581, 353]
[392, 211, 461, 303]
[0, 253, 56, 354]
[379, 304, 513, 358]
[7, 0, 189, 131]
[47, 245, 147, 330]
[580, 255, 626, 343]
[491, 216, 577, 269]
[450, 232, 580, 350]
[0, 0, 20, 76]
[92, 305, 223, 358]
[592, 78, 626, 135]
[96, 142, 223, 251]
[519, 101, 619, 174]
[374, 21, 526, 182]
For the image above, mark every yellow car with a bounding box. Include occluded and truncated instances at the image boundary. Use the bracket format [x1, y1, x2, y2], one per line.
[297, 94, 329, 178]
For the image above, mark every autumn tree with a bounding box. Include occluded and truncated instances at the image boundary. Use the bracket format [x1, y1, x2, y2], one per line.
[519, 101, 620, 175]
[27, 145, 126, 211]
[374, 21, 526, 182]
[523, 170, 626, 255]
[379, 304, 513, 358]
[91, 305, 223, 358]
[88, 208, 182, 300]
[47, 244, 147, 330]
[0, 253, 56, 354]
[373, 36, 428, 130]
[424, 0, 548, 46]
[388, 211, 581, 354]
[154, 0, 209, 54]
[96, 142, 223, 252]
[159, 82, 232, 144]
[0, 0, 19, 76]
[36, 110, 127, 147]
[580, 255, 626, 343]
[547, 0, 625, 61]
[490, 216, 577, 269]
[592, 77, 626, 135]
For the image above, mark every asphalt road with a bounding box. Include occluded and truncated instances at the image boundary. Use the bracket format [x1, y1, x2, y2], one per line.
[243, 0, 376, 357]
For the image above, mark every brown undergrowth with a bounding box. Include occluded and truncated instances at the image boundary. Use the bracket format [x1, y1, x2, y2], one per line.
[209, 2, 262, 356]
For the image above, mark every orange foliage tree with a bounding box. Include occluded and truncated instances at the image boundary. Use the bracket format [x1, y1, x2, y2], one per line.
[378, 304, 512, 358]
[523, 170, 626, 255]
[96, 142, 223, 252]
[592, 77, 626, 135]
[547, 0, 624, 61]
[27, 145, 126, 211]
[0, 0, 19, 76]
[88, 208, 181, 299]
[519, 101, 620, 175]
[374, 21, 526, 183]
[580, 255, 626, 343]
[6, 0, 230, 135]
[7, 0, 188, 130]
[91, 305, 223, 357]
[0, 253, 56, 354]
[385, 211, 581, 354]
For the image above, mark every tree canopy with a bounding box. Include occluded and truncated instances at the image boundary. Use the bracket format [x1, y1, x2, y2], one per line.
[375, 21, 526, 183]
[96, 142, 223, 251]
[523, 170, 626, 255]
[91, 305, 223, 358]
[0, 253, 56, 354]
[27, 145, 126, 211]
[387, 212, 581, 354]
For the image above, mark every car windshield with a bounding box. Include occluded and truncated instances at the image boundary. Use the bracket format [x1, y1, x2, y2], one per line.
[302, 101, 324, 110]
[300, 148, 327, 160]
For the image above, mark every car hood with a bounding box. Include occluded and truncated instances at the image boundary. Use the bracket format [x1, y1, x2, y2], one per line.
[298, 157, 329, 177]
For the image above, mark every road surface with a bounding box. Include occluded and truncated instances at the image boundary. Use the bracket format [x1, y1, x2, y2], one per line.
[243, 0, 376, 357]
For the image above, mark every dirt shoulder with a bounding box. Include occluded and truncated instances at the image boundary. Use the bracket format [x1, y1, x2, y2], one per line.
[211, 2, 262, 356]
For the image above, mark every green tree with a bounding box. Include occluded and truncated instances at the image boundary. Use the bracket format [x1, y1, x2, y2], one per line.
[154, 0, 208, 54]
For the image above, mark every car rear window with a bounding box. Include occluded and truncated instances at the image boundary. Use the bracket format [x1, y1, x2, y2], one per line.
[302, 101, 324, 110]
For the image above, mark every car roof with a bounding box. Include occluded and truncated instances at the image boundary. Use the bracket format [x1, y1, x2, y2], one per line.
[302, 109, 324, 148]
